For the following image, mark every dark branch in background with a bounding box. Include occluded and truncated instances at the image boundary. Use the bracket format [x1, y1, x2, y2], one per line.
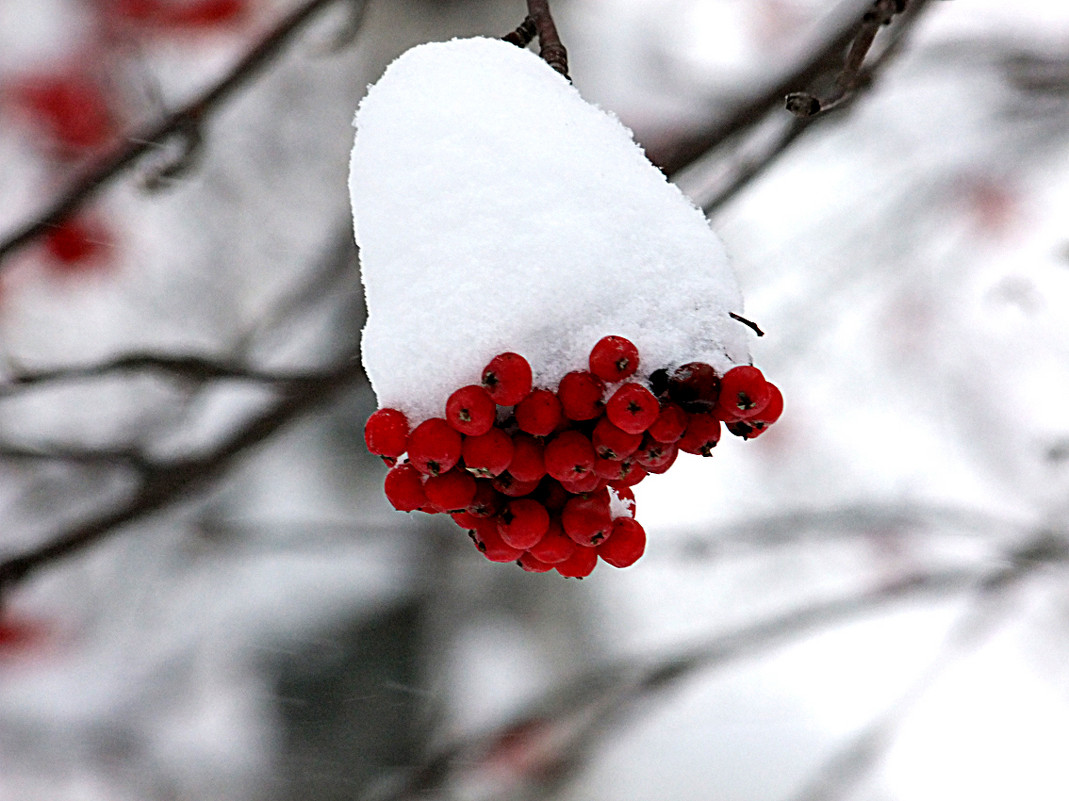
[504, 0, 570, 80]
[0, 0, 359, 268]
[365, 534, 1068, 801]
[649, 0, 933, 182]
[785, 0, 908, 118]
[0, 357, 364, 600]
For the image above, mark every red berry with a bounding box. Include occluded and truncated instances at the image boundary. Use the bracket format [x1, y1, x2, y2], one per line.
[540, 480, 571, 512]
[364, 408, 409, 458]
[424, 468, 477, 512]
[508, 433, 547, 482]
[43, 217, 110, 269]
[162, 0, 246, 29]
[714, 366, 771, 420]
[514, 388, 563, 436]
[383, 463, 426, 512]
[407, 418, 462, 476]
[469, 519, 525, 563]
[646, 402, 688, 443]
[559, 471, 604, 495]
[593, 455, 637, 483]
[466, 480, 503, 517]
[740, 382, 784, 429]
[605, 383, 660, 435]
[446, 385, 496, 436]
[543, 430, 596, 483]
[634, 437, 679, 474]
[482, 352, 532, 406]
[678, 413, 722, 456]
[557, 371, 606, 421]
[527, 519, 576, 564]
[668, 362, 720, 412]
[492, 473, 541, 497]
[591, 417, 642, 460]
[13, 74, 114, 153]
[462, 427, 514, 477]
[588, 335, 639, 382]
[598, 518, 646, 568]
[561, 491, 612, 547]
[451, 510, 479, 529]
[555, 545, 598, 578]
[497, 499, 550, 549]
[517, 552, 554, 573]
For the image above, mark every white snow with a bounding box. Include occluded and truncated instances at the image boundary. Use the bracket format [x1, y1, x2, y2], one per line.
[350, 37, 751, 423]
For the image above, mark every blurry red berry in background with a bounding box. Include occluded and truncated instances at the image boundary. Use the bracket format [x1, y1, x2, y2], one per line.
[42, 216, 113, 273]
[9, 74, 115, 155]
[107, 0, 248, 31]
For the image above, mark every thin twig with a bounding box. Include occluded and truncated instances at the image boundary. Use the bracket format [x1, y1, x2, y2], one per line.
[503, 16, 538, 49]
[0, 357, 364, 597]
[0, 442, 153, 472]
[0, 0, 356, 268]
[525, 0, 570, 80]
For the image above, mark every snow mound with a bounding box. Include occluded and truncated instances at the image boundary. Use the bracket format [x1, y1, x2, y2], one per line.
[350, 37, 750, 423]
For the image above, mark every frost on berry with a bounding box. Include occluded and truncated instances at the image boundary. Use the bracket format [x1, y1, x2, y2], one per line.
[605, 383, 660, 435]
[588, 336, 639, 382]
[446, 384, 497, 435]
[482, 352, 533, 406]
[407, 418, 462, 475]
[364, 408, 409, 458]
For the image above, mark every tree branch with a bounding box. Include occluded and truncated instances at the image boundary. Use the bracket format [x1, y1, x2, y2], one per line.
[0, 0, 359, 267]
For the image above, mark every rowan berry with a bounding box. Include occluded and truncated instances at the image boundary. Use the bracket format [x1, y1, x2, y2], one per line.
[593, 455, 636, 483]
[364, 408, 409, 459]
[497, 499, 550, 550]
[466, 480, 503, 517]
[560, 471, 605, 495]
[598, 518, 646, 568]
[492, 473, 541, 497]
[451, 510, 479, 529]
[508, 433, 547, 482]
[714, 365, 771, 420]
[424, 468, 477, 512]
[514, 388, 563, 436]
[588, 335, 640, 382]
[608, 460, 647, 487]
[383, 463, 427, 512]
[561, 491, 613, 546]
[446, 384, 496, 436]
[555, 544, 598, 578]
[539, 480, 571, 512]
[739, 382, 783, 429]
[606, 383, 660, 434]
[591, 417, 642, 460]
[407, 418, 462, 475]
[668, 362, 720, 412]
[517, 552, 554, 573]
[482, 352, 533, 406]
[678, 413, 722, 456]
[43, 217, 110, 269]
[557, 371, 606, 421]
[462, 427, 514, 477]
[646, 402, 688, 443]
[469, 519, 525, 563]
[526, 519, 576, 564]
[634, 437, 679, 474]
[543, 430, 596, 482]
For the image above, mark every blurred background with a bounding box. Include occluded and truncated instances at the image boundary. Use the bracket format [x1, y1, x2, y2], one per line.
[2, 0, 1069, 799]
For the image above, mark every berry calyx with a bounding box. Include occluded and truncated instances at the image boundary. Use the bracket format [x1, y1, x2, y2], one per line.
[678, 413, 722, 456]
[514, 388, 563, 436]
[588, 335, 639, 382]
[492, 473, 541, 497]
[497, 499, 550, 550]
[543, 430, 596, 482]
[383, 463, 427, 512]
[462, 428, 514, 477]
[668, 362, 720, 412]
[591, 417, 642, 460]
[446, 384, 497, 436]
[605, 383, 660, 435]
[598, 518, 646, 568]
[407, 418, 462, 476]
[714, 365, 771, 420]
[557, 371, 606, 421]
[634, 437, 679, 474]
[466, 480, 502, 517]
[364, 408, 409, 459]
[482, 352, 533, 406]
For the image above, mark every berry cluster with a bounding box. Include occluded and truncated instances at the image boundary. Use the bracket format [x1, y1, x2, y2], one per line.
[364, 337, 782, 578]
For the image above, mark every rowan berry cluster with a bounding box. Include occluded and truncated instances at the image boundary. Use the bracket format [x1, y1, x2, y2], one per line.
[364, 336, 782, 578]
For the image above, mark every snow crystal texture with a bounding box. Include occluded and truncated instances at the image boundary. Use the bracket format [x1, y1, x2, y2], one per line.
[351, 37, 750, 422]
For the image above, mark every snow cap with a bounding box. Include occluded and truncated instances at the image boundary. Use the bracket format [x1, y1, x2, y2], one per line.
[351, 37, 750, 423]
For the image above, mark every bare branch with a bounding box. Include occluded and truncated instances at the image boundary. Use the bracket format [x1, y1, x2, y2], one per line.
[0, 357, 364, 597]
[0, 0, 359, 268]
